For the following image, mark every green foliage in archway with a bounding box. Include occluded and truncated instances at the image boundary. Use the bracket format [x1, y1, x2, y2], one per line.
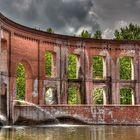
[16, 63, 25, 100]
[120, 57, 132, 80]
[68, 87, 78, 104]
[45, 51, 52, 77]
[68, 54, 77, 79]
[120, 88, 132, 104]
[93, 56, 103, 79]
[93, 88, 104, 104]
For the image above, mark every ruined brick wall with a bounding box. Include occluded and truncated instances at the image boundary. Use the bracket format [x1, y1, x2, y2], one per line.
[1, 13, 140, 123]
[13, 105, 140, 125]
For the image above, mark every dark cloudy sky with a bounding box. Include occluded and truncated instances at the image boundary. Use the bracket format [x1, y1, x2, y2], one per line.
[0, 0, 140, 38]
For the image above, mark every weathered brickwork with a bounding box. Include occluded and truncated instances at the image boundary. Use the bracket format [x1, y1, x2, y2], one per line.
[1, 13, 140, 124]
[14, 105, 140, 125]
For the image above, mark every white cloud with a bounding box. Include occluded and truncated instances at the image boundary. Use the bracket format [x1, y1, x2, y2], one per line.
[12, 0, 32, 11]
[76, 26, 92, 36]
[102, 20, 128, 39]
[67, 26, 75, 34]
[114, 20, 128, 30]
[89, 10, 98, 18]
[1, 0, 140, 38]
[102, 28, 114, 39]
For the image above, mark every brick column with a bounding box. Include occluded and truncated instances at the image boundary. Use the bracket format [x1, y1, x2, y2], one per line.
[135, 52, 140, 104]
[105, 46, 112, 104]
[111, 56, 120, 104]
[60, 45, 68, 104]
[84, 48, 92, 104]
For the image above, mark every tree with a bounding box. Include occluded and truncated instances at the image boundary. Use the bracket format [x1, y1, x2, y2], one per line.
[80, 30, 91, 38]
[114, 23, 140, 40]
[80, 30, 102, 39]
[93, 30, 102, 39]
[46, 27, 54, 33]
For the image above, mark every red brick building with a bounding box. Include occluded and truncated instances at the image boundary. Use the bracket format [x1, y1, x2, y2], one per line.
[1, 13, 140, 125]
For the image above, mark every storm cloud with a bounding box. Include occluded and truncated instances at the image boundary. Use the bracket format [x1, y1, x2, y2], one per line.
[0, 0, 140, 38]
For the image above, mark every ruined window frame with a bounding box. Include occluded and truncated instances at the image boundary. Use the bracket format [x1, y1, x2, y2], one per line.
[45, 51, 56, 78]
[119, 56, 134, 80]
[92, 87, 107, 105]
[120, 87, 135, 105]
[92, 56, 106, 80]
[68, 53, 80, 79]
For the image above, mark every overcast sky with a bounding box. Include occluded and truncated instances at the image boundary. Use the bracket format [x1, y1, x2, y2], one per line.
[0, 0, 140, 38]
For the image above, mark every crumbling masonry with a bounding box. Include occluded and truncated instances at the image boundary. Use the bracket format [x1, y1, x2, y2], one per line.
[1, 13, 140, 125]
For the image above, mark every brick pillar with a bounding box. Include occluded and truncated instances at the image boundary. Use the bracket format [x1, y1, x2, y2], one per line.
[106, 47, 112, 104]
[55, 45, 61, 104]
[84, 48, 92, 104]
[111, 56, 119, 104]
[135, 54, 140, 104]
[60, 46, 68, 104]
[38, 79, 44, 105]
[38, 41, 44, 105]
[25, 78, 33, 103]
[85, 81, 92, 104]
[79, 47, 85, 104]
[9, 76, 16, 123]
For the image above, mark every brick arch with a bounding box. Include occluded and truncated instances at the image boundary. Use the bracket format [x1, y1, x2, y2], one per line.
[16, 59, 33, 102]
[20, 60, 33, 78]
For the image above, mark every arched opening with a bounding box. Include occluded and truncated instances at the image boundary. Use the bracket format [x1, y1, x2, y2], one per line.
[16, 61, 33, 102]
[16, 63, 25, 100]
[92, 88, 106, 105]
[120, 88, 135, 105]
[92, 56, 106, 80]
[68, 86, 81, 104]
[45, 88, 57, 105]
[68, 54, 80, 79]
[45, 51, 55, 77]
[119, 56, 134, 80]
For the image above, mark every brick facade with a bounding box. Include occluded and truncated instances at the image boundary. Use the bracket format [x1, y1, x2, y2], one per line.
[1, 13, 140, 124]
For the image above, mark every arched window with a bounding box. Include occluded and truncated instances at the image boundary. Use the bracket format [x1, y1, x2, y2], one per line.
[16, 63, 25, 100]
[119, 57, 133, 80]
[93, 88, 106, 105]
[45, 88, 57, 105]
[68, 54, 79, 79]
[120, 88, 134, 105]
[92, 56, 106, 80]
[16, 61, 33, 102]
[45, 51, 54, 77]
[68, 86, 80, 104]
